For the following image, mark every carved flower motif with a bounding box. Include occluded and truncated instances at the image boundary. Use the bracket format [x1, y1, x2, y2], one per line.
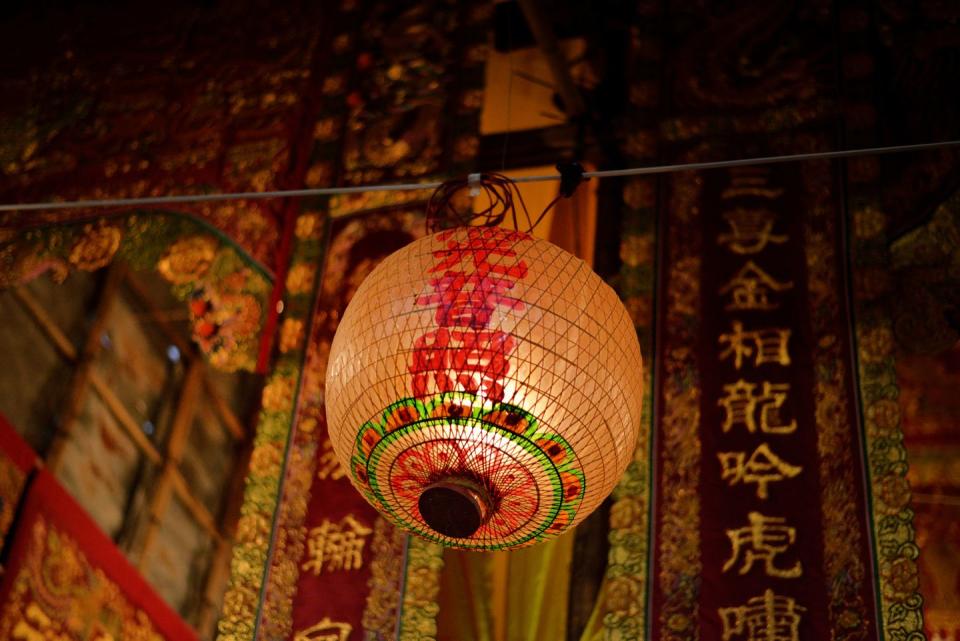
[877, 475, 911, 512]
[837, 608, 861, 629]
[884, 557, 918, 596]
[262, 375, 295, 412]
[250, 442, 282, 475]
[305, 162, 333, 187]
[235, 513, 270, 545]
[667, 614, 692, 632]
[866, 399, 900, 435]
[605, 576, 640, 615]
[405, 567, 440, 605]
[621, 234, 654, 268]
[68, 224, 122, 271]
[295, 213, 324, 239]
[279, 318, 306, 353]
[286, 263, 317, 295]
[157, 236, 218, 285]
[859, 325, 894, 363]
[214, 293, 261, 339]
[610, 497, 642, 530]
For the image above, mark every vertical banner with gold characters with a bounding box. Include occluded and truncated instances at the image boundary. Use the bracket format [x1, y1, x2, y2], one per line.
[651, 157, 879, 641]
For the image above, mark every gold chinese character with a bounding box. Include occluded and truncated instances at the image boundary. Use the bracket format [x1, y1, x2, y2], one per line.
[12, 602, 71, 641]
[317, 437, 347, 481]
[719, 321, 791, 369]
[724, 512, 802, 578]
[719, 261, 793, 311]
[718, 443, 802, 499]
[302, 515, 372, 575]
[719, 589, 805, 641]
[718, 208, 788, 254]
[294, 617, 353, 641]
[718, 380, 797, 434]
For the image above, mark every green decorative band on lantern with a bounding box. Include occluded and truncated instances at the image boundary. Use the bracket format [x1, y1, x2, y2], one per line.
[348, 392, 585, 550]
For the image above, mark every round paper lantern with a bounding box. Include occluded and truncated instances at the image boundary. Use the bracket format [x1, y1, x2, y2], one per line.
[325, 226, 643, 550]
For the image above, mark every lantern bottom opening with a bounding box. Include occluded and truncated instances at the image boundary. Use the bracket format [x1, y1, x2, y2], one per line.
[418, 476, 492, 538]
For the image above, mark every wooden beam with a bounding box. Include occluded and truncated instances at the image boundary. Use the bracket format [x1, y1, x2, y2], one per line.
[170, 472, 223, 541]
[135, 360, 205, 568]
[517, 0, 586, 117]
[203, 376, 247, 441]
[11, 287, 79, 362]
[196, 536, 234, 639]
[88, 371, 164, 466]
[47, 266, 122, 471]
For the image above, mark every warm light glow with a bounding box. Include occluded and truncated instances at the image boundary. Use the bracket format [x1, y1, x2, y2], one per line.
[325, 226, 643, 550]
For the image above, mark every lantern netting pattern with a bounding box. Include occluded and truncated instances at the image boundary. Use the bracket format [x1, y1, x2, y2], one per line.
[325, 226, 643, 550]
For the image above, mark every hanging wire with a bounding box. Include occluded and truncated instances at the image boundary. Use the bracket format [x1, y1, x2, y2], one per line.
[425, 172, 535, 233]
[1, 139, 960, 213]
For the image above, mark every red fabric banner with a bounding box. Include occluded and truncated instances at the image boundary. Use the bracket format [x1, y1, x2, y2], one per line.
[651, 158, 878, 641]
[0, 413, 36, 544]
[0, 469, 198, 641]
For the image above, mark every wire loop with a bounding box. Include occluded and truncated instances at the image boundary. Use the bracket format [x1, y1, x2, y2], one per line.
[425, 172, 536, 233]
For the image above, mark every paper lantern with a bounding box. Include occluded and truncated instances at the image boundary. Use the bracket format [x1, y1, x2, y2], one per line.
[325, 226, 643, 550]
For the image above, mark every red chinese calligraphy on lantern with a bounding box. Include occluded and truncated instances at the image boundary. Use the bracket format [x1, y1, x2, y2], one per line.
[409, 227, 530, 401]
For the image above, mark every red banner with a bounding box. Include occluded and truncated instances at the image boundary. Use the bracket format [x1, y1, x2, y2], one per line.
[0, 470, 198, 641]
[651, 158, 878, 641]
[0, 414, 36, 544]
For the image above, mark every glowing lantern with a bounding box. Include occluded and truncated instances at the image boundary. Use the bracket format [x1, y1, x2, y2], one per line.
[325, 226, 643, 550]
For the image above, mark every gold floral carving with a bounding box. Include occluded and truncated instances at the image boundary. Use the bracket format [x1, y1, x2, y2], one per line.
[257, 445, 312, 641]
[67, 223, 122, 270]
[0, 517, 165, 641]
[157, 235, 218, 284]
[657, 169, 703, 641]
[848, 185, 925, 638]
[218, 364, 310, 641]
[286, 263, 318, 295]
[295, 212, 325, 240]
[280, 318, 306, 354]
[220, 242, 322, 639]
[397, 537, 444, 641]
[799, 154, 870, 640]
[362, 517, 406, 641]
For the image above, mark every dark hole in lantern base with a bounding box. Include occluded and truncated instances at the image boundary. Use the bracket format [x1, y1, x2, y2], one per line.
[419, 478, 491, 539]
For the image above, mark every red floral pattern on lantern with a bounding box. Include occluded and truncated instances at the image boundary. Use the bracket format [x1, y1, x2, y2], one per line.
[390, 438, 539, 539]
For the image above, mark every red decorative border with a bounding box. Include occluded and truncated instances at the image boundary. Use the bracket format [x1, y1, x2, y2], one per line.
[0, 469, 198, 641]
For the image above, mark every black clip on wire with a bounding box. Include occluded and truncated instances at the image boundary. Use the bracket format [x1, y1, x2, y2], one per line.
[556, 162, 586, 198]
